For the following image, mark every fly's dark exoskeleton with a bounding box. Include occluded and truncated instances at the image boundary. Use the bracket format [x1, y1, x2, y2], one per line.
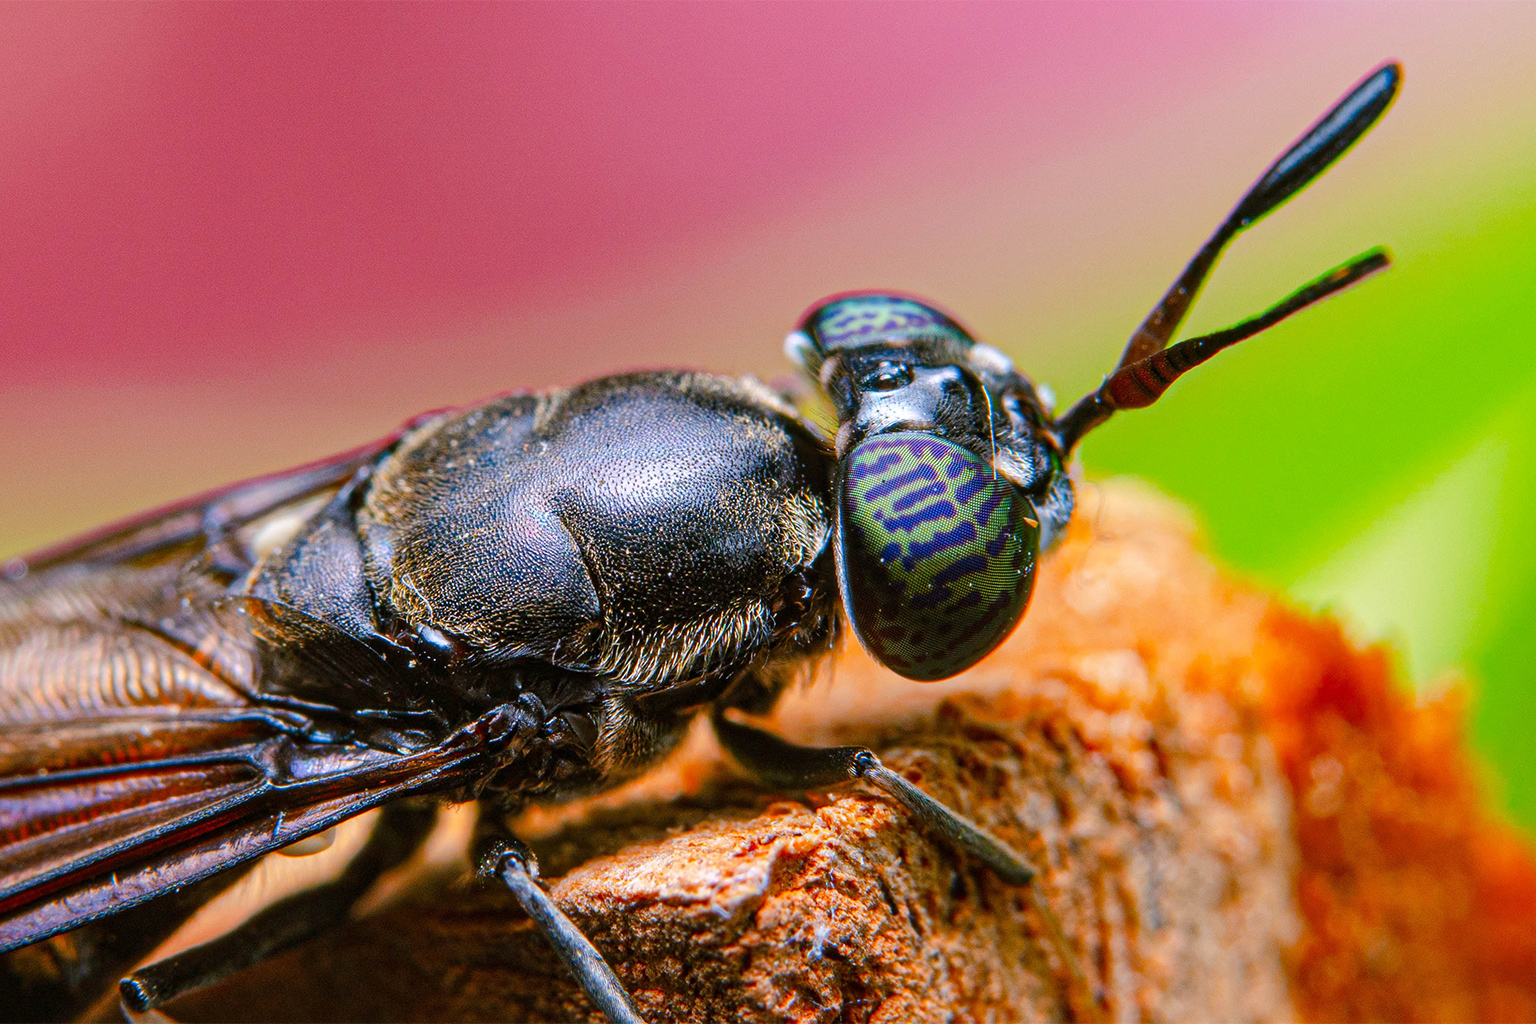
[0, 63, 1399, 1024]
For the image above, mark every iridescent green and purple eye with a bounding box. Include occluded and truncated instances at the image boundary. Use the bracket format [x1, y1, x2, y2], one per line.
[837, 432, 1038, 681]
[802, 295, 974, 352]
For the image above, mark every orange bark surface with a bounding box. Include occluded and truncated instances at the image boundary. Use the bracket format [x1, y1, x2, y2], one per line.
[162, 482, 1536, 1023]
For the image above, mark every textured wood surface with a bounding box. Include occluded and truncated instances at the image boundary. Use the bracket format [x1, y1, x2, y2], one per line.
[148, 482, 1536, 1023]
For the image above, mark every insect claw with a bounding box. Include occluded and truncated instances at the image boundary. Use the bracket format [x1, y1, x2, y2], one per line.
[7, 59, 1400, 1023]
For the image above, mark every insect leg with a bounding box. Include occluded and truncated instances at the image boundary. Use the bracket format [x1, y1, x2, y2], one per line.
[0, 870, 247, 1024]
[711, 707, 1038, 881]
[472, 815, 644, 1024]
[119, 800, 437, 1013]
[711, 707, 1103, 1020]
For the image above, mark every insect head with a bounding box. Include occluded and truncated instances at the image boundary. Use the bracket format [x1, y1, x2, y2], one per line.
[787, 61, 1401, 682]
[786, 296, 1059, 679]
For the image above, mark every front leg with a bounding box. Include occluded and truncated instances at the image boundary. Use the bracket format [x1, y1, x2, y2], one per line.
[710, 704, 1102, 1020]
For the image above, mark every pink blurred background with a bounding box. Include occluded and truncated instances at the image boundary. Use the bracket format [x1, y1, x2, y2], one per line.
[9, 2, 1525, 551]
[7, 5, 1536, 820]
[6, 1, 1536, 825]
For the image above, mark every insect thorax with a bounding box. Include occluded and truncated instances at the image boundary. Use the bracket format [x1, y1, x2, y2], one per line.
[247, 371, 840, 789]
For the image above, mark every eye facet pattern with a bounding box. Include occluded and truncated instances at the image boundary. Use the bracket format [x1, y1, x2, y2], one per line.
[807, 295, 974, 351]
[837, 432, 1038, 680]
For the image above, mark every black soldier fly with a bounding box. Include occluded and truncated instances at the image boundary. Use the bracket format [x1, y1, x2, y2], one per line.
[0, 63, 1399, 1023]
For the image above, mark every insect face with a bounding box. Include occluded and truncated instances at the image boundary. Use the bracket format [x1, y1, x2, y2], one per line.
[789, 294, 989, 453]
[789, 294, 1059, 679]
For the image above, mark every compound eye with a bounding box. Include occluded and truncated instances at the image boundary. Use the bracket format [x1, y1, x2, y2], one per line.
[860, 361, 914, 392]
[836, 432, 1039, 680]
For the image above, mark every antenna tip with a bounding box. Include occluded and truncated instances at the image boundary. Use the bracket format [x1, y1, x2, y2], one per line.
[1369, 61, 1404, 103]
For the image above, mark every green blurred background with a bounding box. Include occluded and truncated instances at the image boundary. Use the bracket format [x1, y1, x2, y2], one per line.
[1082, 97, 1536, 828]
[1, 4, 1532, 828]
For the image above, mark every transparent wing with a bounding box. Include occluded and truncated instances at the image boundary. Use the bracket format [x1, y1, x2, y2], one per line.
[9, 435, 397, 576]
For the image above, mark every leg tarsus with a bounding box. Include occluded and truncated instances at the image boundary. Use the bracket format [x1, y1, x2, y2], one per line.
[474, 818, 644, 1024]
[712, 708, 1035, 883]
[711, 708, 1106, 1022]
[858, 761, 1034, 885]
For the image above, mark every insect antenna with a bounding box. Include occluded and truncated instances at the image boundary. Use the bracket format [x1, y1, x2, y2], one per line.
[1055, 61, 1400, 452]
[1074, 245, 1388, 428]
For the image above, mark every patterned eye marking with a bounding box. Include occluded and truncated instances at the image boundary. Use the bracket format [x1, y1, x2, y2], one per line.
[837, 432, 1038, 681]
[808, 296, 973, 351]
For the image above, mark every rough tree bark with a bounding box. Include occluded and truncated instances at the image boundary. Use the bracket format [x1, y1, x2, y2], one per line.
[141, 483, 1536, 1023]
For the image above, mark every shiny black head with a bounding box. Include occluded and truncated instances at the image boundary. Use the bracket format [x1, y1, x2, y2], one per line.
[787, 294, 1018, 458]
[787, 293, 1067, 681]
